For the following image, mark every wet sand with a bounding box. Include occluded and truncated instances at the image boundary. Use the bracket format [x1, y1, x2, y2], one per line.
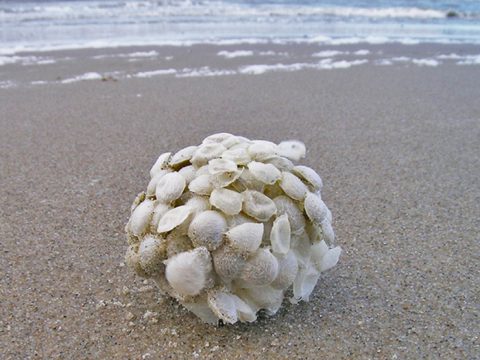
[1, 46, 479, 359]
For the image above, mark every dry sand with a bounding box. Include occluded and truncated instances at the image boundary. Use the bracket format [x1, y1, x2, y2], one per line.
[0, 45, 479, 359]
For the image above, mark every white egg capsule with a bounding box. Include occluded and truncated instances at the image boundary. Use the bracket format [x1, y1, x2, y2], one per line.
[212, 245, 247, 280]
[146, 169, 170, 196]
[202, 132, 235, 145]
[210, 168, 243, 188]
[125, 245, 148, 278]
[239, 248, 279, 287]
[247, 140, 278, 161]
[225, 222, 264, 253]
[150, 152, 171, 178]
[270, 214, 291, 255]
[277, 140, 306, 161]
[208, 158, 238, 175]
[165, 247, 213, 297]
[236, 169, 265, 192]
[264, 156, 294, 172]
[207, 289, 238, 324]
[321, 218, 335, 244]
[156, 205, 192, 233]
[273, 195, 306, 234]
[169, 145, 197, 169]
[292, 165, 323, 191]
[311, 241, 341, 272]
[178, 165, 196, 184]
[188, 210, 227, 250]
[139, 235, 167, 276]
[304, 192, 328, 225]
[279, 171, 308, 201]
[221, 147, 251, 165]
[188, 174, 214, 195]
[237, 285, 284, 316]
[150, 203, 172, 231]
[130, 191, 146, 212]
[292, 263, 320, 303]
[209, 188, 243, 215]
[128, 199, 155, 236]
[182, 297, 219, 325]
[242, 190, 277, 222]
[191, 143, 227, 167]
[271, 251, 298, 290]
[184, 195, 211, 215]
[155, 172, 186, 203]
[247, 161, 281, 185]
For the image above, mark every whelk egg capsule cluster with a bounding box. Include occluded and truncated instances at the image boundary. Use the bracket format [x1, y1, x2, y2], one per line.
[125, 133, 341, 325]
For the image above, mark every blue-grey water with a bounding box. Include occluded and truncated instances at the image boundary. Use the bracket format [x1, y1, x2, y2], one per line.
[1, 0, 480, 53]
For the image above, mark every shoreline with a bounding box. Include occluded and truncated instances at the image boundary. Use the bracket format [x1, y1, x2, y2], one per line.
[1, 42, 480, 89]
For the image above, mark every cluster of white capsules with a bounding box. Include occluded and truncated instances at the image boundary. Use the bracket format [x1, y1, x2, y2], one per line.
[125, 133, 341, 324]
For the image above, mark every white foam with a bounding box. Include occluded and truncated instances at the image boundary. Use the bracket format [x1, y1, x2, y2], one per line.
[457, 55, 480, 65]
[0, 55, 54, 66]
[411, 58, 440, 66]
[312, 50, 345, 58]
[61, 72, 103, 83]
[31, 80, 48, 85]
[375, 59, 393, 66]
[217, 50, 254, 59]
[93, 51, 159, 59]
[353, 49, 370, 56]
[176, 67, 237, 77]
[436, 53, 462, 59]
[239, 59, 368, 74]
[391, 56, 411, 62]
[133, 69, 177, 78]
[0, 80, 16, 89]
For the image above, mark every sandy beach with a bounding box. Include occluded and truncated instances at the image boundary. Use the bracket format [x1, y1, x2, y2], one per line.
[1, 43, 479, 359]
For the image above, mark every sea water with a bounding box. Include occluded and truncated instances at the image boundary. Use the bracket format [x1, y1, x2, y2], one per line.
[1, 0, 480, 54]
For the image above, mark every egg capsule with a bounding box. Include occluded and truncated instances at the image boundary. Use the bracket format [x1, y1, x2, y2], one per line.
[125, 244, 148, 278]
[128, 199, 155, 236]
[139, 235, 167, 276]
[225, 222, 264, 253]
[247, 140, 278, 161]
[270, 214, 291, 256]
[188, 210, 227, 250]
[146, 169, 170, 196]
[247, 161, 281, 185]
[169, 145, 197, 169]
[242, 190, 277, 222]
[155, 172, 186, 203]
[178, 165, 196, 184]
[191, 143, 227, 167]
[292, 165, 323, 191]
[271, 251, 298, 290]
[212, 245, 247, 280]
[292, 263, 320, 303]
[165, 247, 213, 297]
[209, 188, 243, 216]
[277, 140, 306, 162]
[157, 205, 192, 234]
[150, 152, 171, 178]
[221, 147, 251, 165]
[239, 248, 279, 287]
[304, 192, 328, 225]
[279, 171, 308, 201]
[273, 195, 306, 234]
[188, 174, 214, 195]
